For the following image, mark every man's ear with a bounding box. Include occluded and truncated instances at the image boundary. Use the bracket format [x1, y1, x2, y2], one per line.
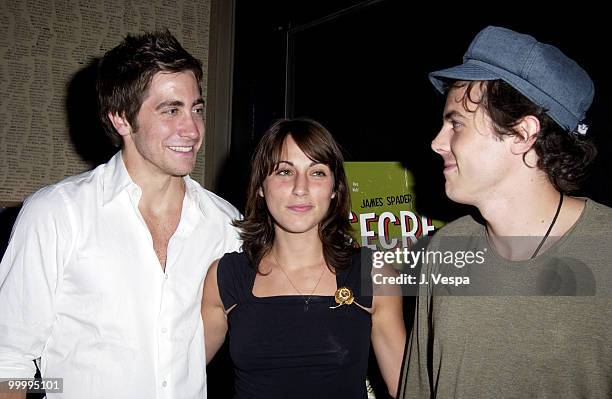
[108, 112, 132, 137]
[510, 115, 540, 155]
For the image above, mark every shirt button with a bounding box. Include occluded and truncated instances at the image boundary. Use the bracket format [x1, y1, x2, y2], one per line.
[162, 381, 167, 388]
[161, 327, 167, 334]
[164, 274, 169, 280]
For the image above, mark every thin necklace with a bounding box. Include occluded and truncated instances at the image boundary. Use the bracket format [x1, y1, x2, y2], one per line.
[530, 192, 563, 259]
[272, 252, 326, 312]
[486, 192, 563, 260]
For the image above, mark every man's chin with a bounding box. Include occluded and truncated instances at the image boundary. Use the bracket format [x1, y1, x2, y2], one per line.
[445, 184, 469, 205]
[174, 157, 199, 174]
[172, 170, 193, 178]
[169, 164, 196, 178]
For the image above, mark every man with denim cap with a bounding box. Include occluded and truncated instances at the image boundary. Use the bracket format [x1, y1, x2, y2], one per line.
[400, 26, 612, 398]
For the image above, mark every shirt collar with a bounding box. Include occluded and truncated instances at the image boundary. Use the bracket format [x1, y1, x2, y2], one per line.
[102, 151, 205, 212]
[102, 151, 138, 206]
[183, 175, 206, 216]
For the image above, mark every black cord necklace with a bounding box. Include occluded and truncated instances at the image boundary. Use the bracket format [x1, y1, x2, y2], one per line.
[530, 192, 564, 259]
[486, 192, 564, 259]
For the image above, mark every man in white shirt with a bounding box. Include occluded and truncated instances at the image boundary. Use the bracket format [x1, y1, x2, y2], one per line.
[0, 31, 241, 399]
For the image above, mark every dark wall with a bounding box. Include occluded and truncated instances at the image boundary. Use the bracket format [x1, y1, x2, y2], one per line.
[224, 1, 612, 217]
[218, 0, 372, 211]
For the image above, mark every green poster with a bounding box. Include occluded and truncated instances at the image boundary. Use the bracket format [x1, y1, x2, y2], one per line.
[345, 162, 443, 250]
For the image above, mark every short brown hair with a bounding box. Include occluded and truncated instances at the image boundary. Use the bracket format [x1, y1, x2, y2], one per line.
[97, 30, 203, 147]
[234, 118, 354, 274]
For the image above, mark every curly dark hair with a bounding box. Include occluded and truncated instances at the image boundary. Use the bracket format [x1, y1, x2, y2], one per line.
[234, 118, 354, 274]
[446, 80, 597, 193]
[97, 30, 203, 147]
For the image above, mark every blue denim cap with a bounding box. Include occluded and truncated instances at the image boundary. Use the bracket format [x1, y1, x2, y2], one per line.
[429, 26, 594, 133]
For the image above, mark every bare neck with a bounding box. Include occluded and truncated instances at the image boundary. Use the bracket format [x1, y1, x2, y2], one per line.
[122, 151, 186, 214]
[477, 185, 585, 260]
[271, 228, 325, 271]
[479, 186, 561, 237]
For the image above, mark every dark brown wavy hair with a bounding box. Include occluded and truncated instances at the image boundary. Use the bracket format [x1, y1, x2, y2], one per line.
[445, 80, 597, 193]
[234, 118, 354, 274]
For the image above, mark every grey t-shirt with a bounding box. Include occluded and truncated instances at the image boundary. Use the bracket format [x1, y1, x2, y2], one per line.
[401, 199, 612, 398]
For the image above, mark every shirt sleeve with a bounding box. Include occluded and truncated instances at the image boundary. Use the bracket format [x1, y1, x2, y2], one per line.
[400, 281, 433, 398]
[0, 188, 75, 378]
[225, 211, 243, 255]
[221, 226, 242, 256]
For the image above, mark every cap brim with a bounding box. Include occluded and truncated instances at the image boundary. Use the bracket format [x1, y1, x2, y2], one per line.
[428, 59, 579, 131]
[429, 61, 501, 93]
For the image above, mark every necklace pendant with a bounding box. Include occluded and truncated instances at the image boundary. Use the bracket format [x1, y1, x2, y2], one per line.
[304, 299, 309, 312]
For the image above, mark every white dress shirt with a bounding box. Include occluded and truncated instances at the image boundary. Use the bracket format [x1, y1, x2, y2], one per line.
[0, 152, 241, 398]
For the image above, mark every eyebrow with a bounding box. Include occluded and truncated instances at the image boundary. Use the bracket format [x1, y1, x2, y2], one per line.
[155, 98, 204, 111]
[276, 160, 323, 167]
[443, 110, 467, 121]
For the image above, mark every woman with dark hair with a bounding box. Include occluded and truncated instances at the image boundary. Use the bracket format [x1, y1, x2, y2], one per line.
[202, 118, 405, 398]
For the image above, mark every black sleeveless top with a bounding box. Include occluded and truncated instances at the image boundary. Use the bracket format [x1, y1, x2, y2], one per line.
[217, 250, 373, 399]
